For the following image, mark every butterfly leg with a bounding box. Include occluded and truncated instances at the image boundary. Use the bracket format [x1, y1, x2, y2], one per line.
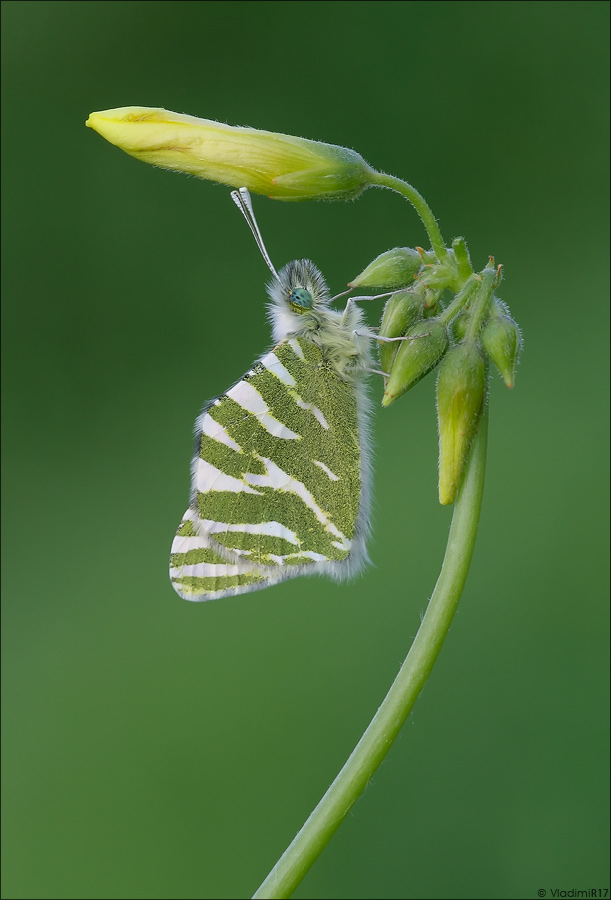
[340, 291, 397, 326]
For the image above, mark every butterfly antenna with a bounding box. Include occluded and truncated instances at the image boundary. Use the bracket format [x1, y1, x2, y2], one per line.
[230, 187, 279, 280]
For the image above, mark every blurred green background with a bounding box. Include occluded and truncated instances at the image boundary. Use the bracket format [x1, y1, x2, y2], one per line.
[2, 2, 609, 898]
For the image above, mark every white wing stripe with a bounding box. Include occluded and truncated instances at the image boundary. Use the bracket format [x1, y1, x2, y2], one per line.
[197, 519, 300, 544]
[170, 562, 249, 578]
[196, 457, 262, 495]
[176, 509, 299, 547]
[293, 396, 329, 429]
[261, 351, 296, 387]
[227, 380, 300, 440]
[313, 460, 340, 481]
[200, 413, 242, 451]
[171, 535, 217, 552]
[288, 338, 305, 359]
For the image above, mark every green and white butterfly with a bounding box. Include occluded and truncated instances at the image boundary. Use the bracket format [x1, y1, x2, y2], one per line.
[170, 188, 375, 601]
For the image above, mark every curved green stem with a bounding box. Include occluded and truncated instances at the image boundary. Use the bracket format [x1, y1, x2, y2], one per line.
[252, 409, 489, 899]
[370, 171, 449, 265]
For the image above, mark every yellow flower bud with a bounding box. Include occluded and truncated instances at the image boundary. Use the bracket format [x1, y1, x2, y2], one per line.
[436, 343, 487, 505]
[86, 107, 374, 201]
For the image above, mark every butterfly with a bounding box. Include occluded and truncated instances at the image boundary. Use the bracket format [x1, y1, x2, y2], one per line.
[169, 188, 374, 601]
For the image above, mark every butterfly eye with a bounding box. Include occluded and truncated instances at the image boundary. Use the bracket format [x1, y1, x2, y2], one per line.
[289, 288, 313, 312]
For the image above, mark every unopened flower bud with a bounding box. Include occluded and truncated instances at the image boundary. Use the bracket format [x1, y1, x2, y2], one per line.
[349, 247, 422, 289]
[422, 288, 441, 313]
[86, 107, 373, 201]
[378, 290, 423, 373]
[481, 310, 522, 387]
[437, 343, 487, 505]
[382, 319, 449, 407]
[450, 310, 471, 342]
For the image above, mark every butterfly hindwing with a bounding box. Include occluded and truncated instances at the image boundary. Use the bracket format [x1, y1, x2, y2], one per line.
[169, 508, 270, 600]
[170, 337, 363, 601]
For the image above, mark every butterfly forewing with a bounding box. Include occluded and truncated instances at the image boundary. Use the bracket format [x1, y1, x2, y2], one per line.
[170, 337, 362, 601]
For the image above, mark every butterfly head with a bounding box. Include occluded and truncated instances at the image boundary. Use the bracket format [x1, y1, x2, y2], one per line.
[266, 259, 332, 343]
[270, 258, 330, 313]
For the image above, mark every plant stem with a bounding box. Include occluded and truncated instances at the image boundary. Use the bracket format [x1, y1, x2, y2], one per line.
[252, 408, 489, 899]
[438, 275, 480, 326]
[370, 171, 450, 266]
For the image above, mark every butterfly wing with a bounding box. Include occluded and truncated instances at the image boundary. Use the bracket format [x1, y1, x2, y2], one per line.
[170, 337, 367, 601]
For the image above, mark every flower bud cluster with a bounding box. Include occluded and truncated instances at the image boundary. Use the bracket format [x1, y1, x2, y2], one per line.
[356, 244, 522, 504]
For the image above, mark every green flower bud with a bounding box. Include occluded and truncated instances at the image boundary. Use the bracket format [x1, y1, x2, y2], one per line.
[422, 288, 442, 316]
[450, 310, 470, 342]
[481, 310, 522, 388]
[417, 250, 459, 291]
[382, 319, 449, 407]
[86, 107, 373, 201]
[378, 290, 423, 373]
[437, 343, 487, 505]
[349, 247, 422, 289]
